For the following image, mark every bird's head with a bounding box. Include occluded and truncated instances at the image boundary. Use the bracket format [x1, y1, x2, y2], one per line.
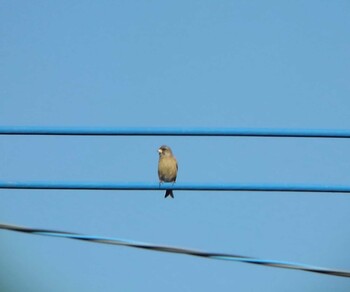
[158, 145, 173, 157]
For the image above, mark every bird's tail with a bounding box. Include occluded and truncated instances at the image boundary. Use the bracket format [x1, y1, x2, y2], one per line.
[164, 189, 174, 198]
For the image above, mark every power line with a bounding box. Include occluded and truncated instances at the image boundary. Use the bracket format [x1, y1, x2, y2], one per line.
[0, 222, 349, 278]
[1, 181, 350, 193]
[1, 126, 350, 138]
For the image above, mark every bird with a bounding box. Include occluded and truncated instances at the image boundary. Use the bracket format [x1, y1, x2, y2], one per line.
[158, 145, 178, 198]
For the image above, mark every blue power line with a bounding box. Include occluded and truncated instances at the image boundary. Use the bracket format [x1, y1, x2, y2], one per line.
[1, 126, 350, 138]
[1, 181, 350, 193]
[0, 222, 349, 278]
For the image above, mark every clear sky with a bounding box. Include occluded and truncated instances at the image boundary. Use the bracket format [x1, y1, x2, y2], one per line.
[1, 1, 350, 291]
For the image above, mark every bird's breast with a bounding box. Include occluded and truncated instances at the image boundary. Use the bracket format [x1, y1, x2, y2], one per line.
[158, 157, 177, 182]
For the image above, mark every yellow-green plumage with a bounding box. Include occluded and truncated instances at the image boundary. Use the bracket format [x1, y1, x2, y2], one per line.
[158, 145, 178, 198]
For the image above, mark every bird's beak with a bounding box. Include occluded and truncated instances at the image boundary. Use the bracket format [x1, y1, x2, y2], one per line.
[158, 149, 162, 154]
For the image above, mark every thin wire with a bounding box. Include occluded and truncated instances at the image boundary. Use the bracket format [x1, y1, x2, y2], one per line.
[0, 222, 349, 278]
[1, 126, 350, 138]
[1, 181, 350, 193]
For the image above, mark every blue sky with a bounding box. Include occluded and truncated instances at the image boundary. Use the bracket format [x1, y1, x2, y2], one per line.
[1, 1, 350, 291]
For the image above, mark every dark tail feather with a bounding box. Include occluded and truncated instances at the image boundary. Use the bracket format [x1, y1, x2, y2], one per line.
[164, 189, 174, 198]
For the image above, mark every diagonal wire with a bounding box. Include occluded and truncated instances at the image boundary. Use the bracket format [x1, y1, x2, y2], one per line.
[0, 222, 349, 278]
[1, 126, 350, 138]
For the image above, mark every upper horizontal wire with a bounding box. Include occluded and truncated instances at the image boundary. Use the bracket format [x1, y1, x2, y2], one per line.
[1, 126, 350, 138]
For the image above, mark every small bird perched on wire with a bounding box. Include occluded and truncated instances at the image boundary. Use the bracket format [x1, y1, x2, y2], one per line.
[158, 145, 178, 198]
